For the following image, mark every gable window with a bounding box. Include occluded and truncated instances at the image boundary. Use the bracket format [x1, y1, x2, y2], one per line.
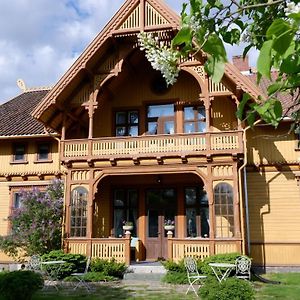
[184, 106, 206, 133]
[37, 143, 50, 161]
[70, 187, 88, 237]
[214, 183, 234, 238]
[185, 187, 209, 238]
[115, 111, 139, 137]
[147, 104, 175, 135]
[113, 189, 138, 238]
[13, 144, 26, 162]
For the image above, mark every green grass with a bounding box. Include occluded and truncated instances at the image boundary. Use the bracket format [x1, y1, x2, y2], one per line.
[255, 273, 300, 300]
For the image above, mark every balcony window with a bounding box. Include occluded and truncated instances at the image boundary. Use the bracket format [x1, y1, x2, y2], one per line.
[37, 143, 50, 161]
[184, 106, 206, 133]
[147, 104, 175, 135]
[115, 111, 139, 137]
[185, 187, 209, 238]
[13, 144, 26, 162]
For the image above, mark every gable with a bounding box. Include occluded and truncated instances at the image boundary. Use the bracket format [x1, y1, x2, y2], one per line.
[32, 0, 263, 131]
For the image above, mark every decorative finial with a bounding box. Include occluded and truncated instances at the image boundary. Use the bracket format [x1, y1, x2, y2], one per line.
[17, 79, 27, 92]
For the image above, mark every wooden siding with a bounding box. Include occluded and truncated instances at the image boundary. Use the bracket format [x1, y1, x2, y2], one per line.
[248, 170, 300, 265]
[211, 96, 237, 132]
[0, 183, 10, 236]
[0, 140, 60, 175]
[247, 125, 299, 165]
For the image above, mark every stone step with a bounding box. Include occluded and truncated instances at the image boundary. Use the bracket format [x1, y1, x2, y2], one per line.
[123, 262, 167, 281]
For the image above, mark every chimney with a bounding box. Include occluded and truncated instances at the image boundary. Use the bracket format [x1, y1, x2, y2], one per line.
[232, 55, 250, 74]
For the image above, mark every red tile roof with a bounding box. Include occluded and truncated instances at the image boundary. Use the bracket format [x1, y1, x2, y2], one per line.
[0, 90, 50, 136]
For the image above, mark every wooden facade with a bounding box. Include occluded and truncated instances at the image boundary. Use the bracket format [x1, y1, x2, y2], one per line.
[0, 0, 299, 267]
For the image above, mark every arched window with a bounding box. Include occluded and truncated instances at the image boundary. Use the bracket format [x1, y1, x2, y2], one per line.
[214, 183, 234, 238]
[70, 187, 88, 237]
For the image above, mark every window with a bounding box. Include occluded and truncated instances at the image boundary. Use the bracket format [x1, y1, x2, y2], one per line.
[13, 144, 26, 162]
[184, 106, 206, 133]
[13, 192, 22, 209]
[37, 143, 50, 161]
[185, 187, 209, 238]
[113, 189, 138, 238]
[115, 111, 139, 136]
[70, 187, 88, 237]
[214, 183, 234, 238]
[147, 104, 175, 135]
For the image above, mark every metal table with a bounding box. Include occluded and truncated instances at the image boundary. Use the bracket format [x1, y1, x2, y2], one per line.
[208, 262, 236, 283]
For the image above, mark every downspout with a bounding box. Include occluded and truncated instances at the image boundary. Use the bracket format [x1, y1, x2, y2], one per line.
[238, 120, 261, 255]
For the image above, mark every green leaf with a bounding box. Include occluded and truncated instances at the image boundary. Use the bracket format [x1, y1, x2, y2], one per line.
[236, 93, 251, 120]
[266, 19, 293, 55]
[246, 111, 256, 127]
[243, 45, 252, 58]
[205, 56, 225, 83]
[172, 26, 193, 48]
[202, 33, 227, 61]
[266, 19, 291, 39]
[280, 54, 300, 74]
[267, 82, 282, 95]
[257, 40, 273, 79]
[234, 19, 244, 31]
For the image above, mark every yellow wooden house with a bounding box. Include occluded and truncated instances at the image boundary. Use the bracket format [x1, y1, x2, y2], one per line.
[0, 0, 299, 268]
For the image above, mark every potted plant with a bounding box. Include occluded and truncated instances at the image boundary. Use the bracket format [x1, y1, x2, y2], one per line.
[164, 219, 175, 231]
[122, 221, 133, 231]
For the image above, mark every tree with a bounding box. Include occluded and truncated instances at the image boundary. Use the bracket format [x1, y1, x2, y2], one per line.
[0, 179, 64, 259]
[139, 0, 300, 131]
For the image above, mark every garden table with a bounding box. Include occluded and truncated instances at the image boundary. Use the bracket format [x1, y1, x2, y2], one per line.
[208, 262, 236, 283]
[41, 260, 66, 290]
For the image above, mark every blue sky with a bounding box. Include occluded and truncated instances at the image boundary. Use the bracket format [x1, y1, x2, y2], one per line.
[0, 0, 257, 103]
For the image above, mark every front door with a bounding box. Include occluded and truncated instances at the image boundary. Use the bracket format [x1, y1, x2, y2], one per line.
[145, 188, 177, 260]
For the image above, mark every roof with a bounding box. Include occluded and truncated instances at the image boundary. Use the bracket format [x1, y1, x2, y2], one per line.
[0, 90, 50, 137]
[247, 72, 297, 116]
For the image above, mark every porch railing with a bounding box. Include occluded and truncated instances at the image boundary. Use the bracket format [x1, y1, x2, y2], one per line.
[61, 131, 243, 160]
[65, 236, 131, 264]
[168, 238, 242, 263]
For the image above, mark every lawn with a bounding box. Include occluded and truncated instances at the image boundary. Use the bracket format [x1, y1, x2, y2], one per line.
[255, 273, 300, 300]
[0, 273, 299, 300]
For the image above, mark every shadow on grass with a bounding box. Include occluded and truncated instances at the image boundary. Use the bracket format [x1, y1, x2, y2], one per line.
[31, 284, 133, 300]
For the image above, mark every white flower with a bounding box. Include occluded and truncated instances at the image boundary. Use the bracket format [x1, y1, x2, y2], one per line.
[138, 32, 180, 85]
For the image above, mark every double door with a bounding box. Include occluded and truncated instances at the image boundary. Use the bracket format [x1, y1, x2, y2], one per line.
[145, 188, 177, 260]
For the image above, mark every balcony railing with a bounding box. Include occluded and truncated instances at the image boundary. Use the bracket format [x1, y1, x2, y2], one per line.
[61, 131, 243, 161]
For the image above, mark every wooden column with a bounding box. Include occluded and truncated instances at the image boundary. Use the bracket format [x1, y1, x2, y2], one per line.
[125, 232, 131, 265]
[233, 163, 242, 239]
[206, 166, 215, 254]
[167, 231, 173, 261]
[64, 170, 72, 252]
[86, 170, 94, 257]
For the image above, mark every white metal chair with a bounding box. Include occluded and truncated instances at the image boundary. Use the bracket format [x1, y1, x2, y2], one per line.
[71, 257, 91, 292]
[184, 257, 207, 297]
[27, 255, 42, 272]
[235, 256, 251, 280]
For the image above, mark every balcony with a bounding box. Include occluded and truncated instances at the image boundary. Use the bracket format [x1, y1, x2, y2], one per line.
[61, 131, 243, 162]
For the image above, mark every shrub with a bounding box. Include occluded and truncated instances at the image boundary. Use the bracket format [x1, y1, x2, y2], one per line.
[90, 258, 127, 278]
[41, 250, 86, 279]
[163, 260, 186, 273]
[162, 271, 188, 284]
[0, 270, 44, 300]
[199, 277, 255, 300]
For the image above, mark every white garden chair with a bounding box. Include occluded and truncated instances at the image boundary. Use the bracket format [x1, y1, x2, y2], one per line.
[184, 257, 207, 297]
[236, 256, 251, 280]
[71, 257, 91, 292]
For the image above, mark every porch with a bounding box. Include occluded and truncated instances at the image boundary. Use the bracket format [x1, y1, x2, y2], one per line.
[65, 237, 242, 264]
